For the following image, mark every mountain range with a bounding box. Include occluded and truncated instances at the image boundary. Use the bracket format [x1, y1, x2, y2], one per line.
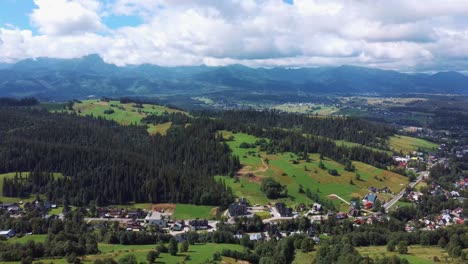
[0, 54, 467, 100]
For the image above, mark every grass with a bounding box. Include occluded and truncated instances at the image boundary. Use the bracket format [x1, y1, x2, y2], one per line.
[274, 103, 340, 115]
[106, 203, 154, 210]
[55, 99, 186, 135]
[83, 243, 243, 264]
[334, 140, 392, 155]
[389, 135, 438, 154]
[173, 204, 217, 220]
[221, 130, 266, 170]
[147, 121, 172, 136]
[5, 234, 48, 244]
[356, 245, 464, 264]
[217, 131, 409, 210]
[255, 211, 272, 220]
[293, 251, 315, 264]
[0, 243, 244, 263]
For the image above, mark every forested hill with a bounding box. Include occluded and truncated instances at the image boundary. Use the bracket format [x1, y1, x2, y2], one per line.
[204, 109, 396, 149]
[0, 100, 398, 207]
[0, 106, 239, 206]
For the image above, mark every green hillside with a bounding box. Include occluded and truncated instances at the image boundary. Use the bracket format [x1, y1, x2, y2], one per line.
[55, 99, 186, 135]
[389, 135, 438, 154]
[217, 131, 408, 209]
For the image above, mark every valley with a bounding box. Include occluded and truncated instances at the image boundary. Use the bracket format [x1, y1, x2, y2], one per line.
[0, 97, 466, 264]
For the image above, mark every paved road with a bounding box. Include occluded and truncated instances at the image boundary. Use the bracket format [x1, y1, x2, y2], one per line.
[384, 171, 427, 212]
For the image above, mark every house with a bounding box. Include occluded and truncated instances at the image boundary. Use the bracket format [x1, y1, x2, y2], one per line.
[363, 193, 378, 204]
[144, 211, 167, 227]
[125, 220, 143, 231]
[228, 202, 248, 217]
[0, 229, 15, 238]
[249, 233, 263, 241]
[106, 209, 122, 218]
[189, 219, 209, 231]
[363, 201, 374, 209]
[336, 212, 348, 220]
[275, 203, 292, 217]
[348, 208, 360, 217]
[172, 221, 185, 231]
[7, 205, 21, 214]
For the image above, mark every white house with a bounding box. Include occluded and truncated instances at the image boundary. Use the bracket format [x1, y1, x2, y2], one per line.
[144, 211, 167, 227]
[249, 233, 263, 241]
[0, 229, 15, 238]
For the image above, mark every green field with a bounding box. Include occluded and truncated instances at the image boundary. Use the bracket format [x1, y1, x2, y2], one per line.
[5, 234, 48, 244]
[334, 140, 392, 155]
[26, 243, 243, 264]
[356, 245, 463, 264]
[217, 132, 408, 209]
[172, 204, 217, 220]
[389, 135, 438, 154]
[0, 172, 63, 203]
[0, 240, 244, 264]
[56, 99, 186, 135]
[274, 103, 340, 115]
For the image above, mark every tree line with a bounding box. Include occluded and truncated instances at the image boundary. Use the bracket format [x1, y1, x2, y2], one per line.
[0, 106, 239, 207]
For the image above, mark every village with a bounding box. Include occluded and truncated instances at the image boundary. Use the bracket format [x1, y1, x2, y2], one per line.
[1, 140, 467, 244]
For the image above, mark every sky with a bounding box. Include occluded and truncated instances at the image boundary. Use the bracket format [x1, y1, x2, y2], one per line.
[0, 0, 468, 72]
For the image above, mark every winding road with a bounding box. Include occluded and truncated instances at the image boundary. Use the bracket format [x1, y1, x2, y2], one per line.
[384, 171, 428, 212]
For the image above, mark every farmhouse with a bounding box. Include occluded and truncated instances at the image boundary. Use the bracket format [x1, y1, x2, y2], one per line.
[189, 219, 209, 231]
[228, 199, 248, 217]
[144, 211, 167, 227]
[275, 202, 292, 217]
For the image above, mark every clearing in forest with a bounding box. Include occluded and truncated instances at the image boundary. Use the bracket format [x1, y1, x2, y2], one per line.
[217, 131, 408, 209]
[53, 99, 186, 135]
[389, 135, 438, 154]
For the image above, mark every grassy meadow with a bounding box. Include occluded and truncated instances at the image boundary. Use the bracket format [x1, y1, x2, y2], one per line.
[24, 243, 243, 264]
[0, 235, 244, 264]
[217, 131, 408, 209]
[55, 99, 186, 135]
[389, 135, 438, 154]
[172, 204, 217, 220]
[356, 245, 465, 264]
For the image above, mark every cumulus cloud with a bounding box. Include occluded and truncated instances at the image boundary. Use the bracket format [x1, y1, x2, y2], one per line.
[30, 0, 105, 35]
[0, 0, 468, 71]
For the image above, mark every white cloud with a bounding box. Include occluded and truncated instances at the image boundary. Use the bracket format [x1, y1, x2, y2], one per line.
[30, 0, 105, 35]
[0, 0, 468, 71]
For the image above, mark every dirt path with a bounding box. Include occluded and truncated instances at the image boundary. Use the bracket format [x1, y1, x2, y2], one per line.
[237, 157, 269, 175]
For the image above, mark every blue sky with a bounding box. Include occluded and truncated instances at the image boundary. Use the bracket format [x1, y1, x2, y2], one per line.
[0, 0, 467, 72]
[0, 0, 293, 32]
[0, 0, 142, 32]
[0, 0, 36, 30]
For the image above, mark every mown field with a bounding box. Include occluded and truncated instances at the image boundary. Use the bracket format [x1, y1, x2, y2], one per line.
[389, 135, 438, 154]
[356, 245, 465, 264]
[273, 103, 340, 115]
[218, 131, 408, 209]
[0, 242, 244, 264]
[54, 99, 185, 135]
[172, 204, 217, 220]
[0, 243, 243, 264]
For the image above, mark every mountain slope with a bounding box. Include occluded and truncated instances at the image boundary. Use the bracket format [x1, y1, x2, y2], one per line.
[0, 55, 466, 99]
